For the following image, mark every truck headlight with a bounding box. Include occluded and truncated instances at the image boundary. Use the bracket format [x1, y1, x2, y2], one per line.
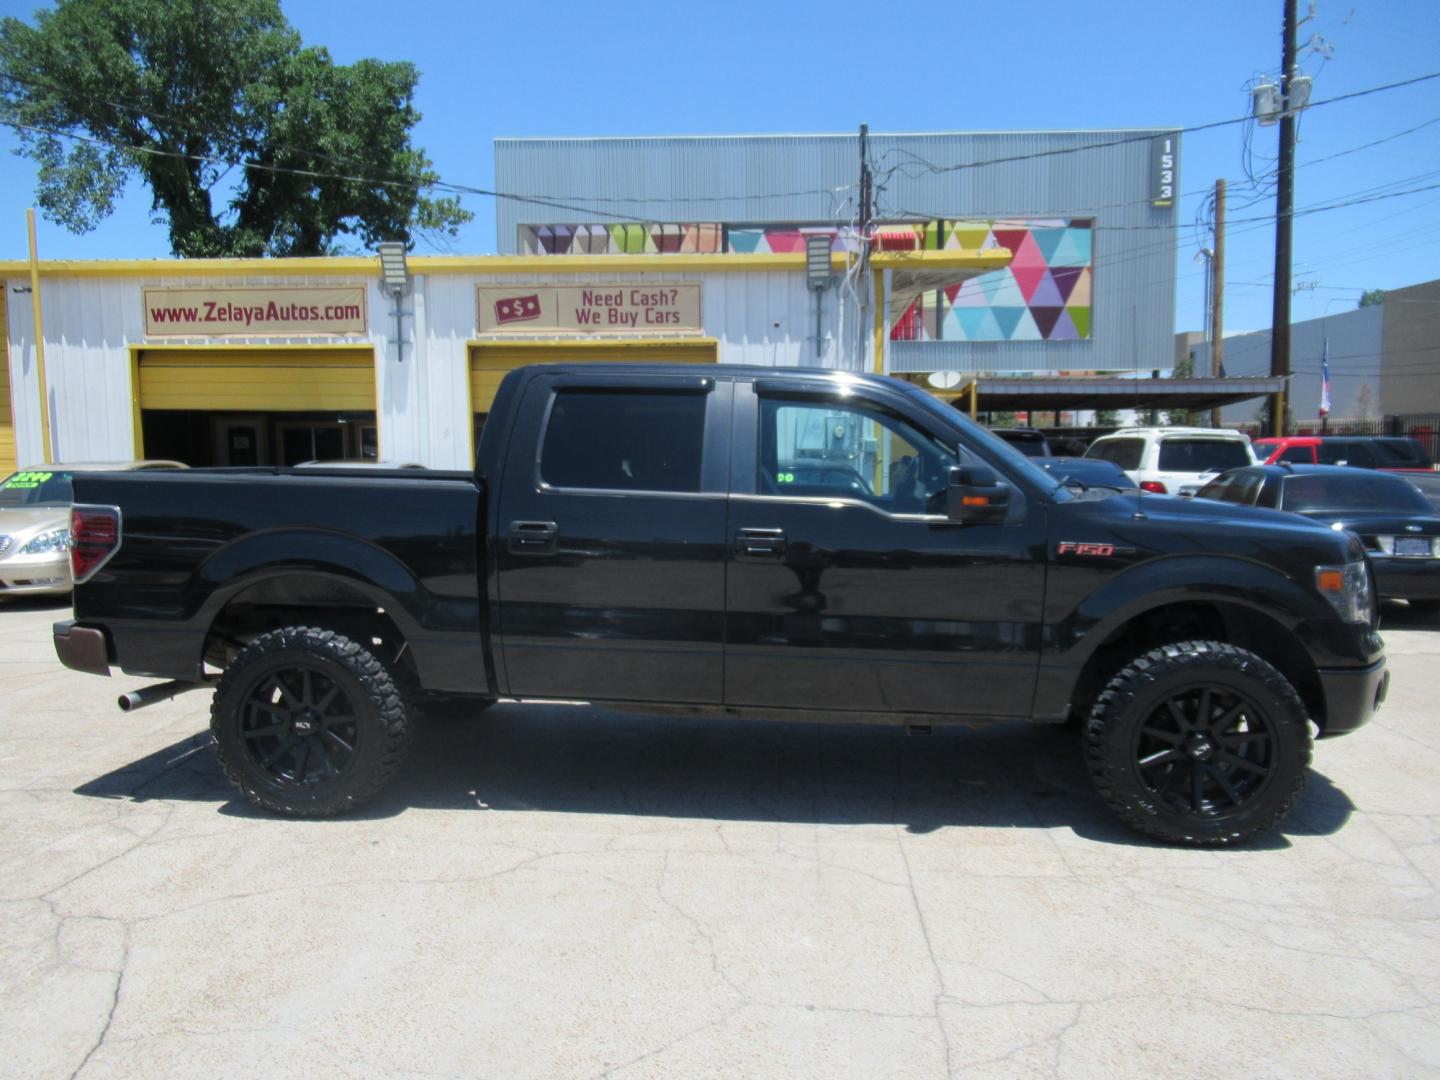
[18, 528, 70, 556]
[1315, 562, 1373, 625]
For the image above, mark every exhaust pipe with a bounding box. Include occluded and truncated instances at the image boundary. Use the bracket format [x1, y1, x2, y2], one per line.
[117, 679, 208, 713]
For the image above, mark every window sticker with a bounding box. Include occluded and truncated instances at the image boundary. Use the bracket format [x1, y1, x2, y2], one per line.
[3, 471, 53, 490]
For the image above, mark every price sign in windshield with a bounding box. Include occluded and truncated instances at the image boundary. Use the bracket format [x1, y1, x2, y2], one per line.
[3, 471, 54, 490]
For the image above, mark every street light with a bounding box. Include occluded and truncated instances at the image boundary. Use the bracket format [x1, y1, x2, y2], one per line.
[806, 233, 832, 358]
[377, 241, 410, 296]
[377, 242, 410, 362]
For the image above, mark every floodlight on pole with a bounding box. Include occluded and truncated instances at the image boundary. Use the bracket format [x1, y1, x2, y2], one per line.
[377, 241, 410, 296]
[377, 241, 411, 362]
[806, 234, 832, 358]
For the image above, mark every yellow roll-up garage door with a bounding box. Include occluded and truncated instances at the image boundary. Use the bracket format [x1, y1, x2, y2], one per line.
[469, 339, 718, 415]
[137, 347, 377, 412]
[0, 282, 15, 475]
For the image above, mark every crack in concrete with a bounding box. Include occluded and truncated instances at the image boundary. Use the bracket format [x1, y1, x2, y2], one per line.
[66, 920, 129, 1080]
[892, 823, 954, 1078]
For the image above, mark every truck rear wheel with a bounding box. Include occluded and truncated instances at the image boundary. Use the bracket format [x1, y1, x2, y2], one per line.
[211, 626, 413, 817]
[1083, 640, 1311, 846]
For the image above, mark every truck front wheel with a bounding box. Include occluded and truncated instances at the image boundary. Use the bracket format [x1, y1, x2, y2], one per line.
[211, 626, 414, 816]
[1084, 640, 1311, 846]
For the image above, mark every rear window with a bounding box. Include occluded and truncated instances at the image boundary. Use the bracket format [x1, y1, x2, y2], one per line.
[1196, 471, 1265, 505]
[1279, 472, 1432, 514]
[0, 470, 74, 507]
[1373, 438, 1433, 468]
[1085, 438, 1143, 470]
[540, 389, 706, 493]
[1278, 445, 1314, 464]
[994, 431, 1048, 457]
[1157, 438, 1251, 473]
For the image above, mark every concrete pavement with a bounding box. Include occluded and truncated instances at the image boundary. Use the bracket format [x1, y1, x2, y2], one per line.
[2, 596, 1439, 1079]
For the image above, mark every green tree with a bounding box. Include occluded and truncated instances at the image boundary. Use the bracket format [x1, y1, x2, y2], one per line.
[0, 0, 470, 256]
[1093, 409, 1121, 428]
[1358, 289, 1385, 308]
[1165, 353, 1201, 426]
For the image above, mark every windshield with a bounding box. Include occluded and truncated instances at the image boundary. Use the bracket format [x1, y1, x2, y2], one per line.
[0, 470, 74, 507]
[1280, 471, 1432, 515]
[902, 386, 1071, 499]
[1157, 439, 1251, 473]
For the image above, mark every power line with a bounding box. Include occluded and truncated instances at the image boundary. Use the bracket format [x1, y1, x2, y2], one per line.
[872, 71, 1440, 178]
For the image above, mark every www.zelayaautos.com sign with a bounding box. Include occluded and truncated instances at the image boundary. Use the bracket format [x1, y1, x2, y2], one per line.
[143, 286, 368, 337]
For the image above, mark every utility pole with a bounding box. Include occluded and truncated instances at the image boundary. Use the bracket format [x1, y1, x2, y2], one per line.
[858, 123, 872, 260]
[1268, 0, 1298, 437]
[1210, 177, 1226, 428]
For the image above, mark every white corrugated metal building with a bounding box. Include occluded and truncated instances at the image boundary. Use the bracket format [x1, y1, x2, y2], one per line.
[0, 248, 999, 471]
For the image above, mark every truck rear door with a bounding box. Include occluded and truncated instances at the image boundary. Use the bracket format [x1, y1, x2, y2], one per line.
[493, 371, 731, 703]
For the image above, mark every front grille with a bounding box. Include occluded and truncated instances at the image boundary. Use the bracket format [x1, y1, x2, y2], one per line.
[0, 536, 12, 557]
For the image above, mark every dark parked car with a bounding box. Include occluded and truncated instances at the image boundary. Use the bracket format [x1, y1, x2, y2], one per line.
[1404, 472, 1440, 512]
[54, 365, 1389, 846]
[1196, 464, 1440, 614]
[1037, 456, 1138, 492]
[990, 427, 1051, 457]
[1253, 435, 1436, 472]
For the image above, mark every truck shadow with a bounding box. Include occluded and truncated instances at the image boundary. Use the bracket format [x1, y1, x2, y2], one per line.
[74, 702, 1355, 848]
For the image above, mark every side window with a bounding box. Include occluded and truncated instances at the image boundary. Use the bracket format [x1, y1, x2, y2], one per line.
[540, 389, 706, 493]
[1318, 442, 1374, 467]
[758, 396, 960, 514]
[1279, 445, 1313, 464]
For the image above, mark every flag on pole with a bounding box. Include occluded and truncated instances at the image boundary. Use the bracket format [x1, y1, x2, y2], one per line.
[1319, 336, 1332, 418]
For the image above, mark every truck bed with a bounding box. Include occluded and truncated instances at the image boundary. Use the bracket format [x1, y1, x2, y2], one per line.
[69, 467, 488, 694]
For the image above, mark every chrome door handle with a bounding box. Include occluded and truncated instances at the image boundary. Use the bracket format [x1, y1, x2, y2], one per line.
[736, 527, 786, 557]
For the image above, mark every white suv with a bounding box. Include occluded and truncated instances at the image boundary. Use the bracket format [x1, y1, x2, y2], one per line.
[1083, 427, 1256, 496]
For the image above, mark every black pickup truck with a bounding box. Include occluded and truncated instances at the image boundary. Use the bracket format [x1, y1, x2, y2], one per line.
[54, 364, 1388, 845]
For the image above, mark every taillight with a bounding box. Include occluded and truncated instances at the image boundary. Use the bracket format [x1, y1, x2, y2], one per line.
[70, 505, 122, 583]
[1140, 481, 1168, 494]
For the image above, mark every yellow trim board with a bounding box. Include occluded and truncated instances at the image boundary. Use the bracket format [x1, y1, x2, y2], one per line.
[869, 249, 1012, 271]
[465, 336, 720, 351]
[0, 248, 1009, 280]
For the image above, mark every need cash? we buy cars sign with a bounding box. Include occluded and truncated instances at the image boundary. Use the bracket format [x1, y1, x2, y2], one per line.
[476, 283, 702, 335]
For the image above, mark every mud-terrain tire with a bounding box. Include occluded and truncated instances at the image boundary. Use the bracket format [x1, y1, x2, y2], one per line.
[1084, 640, 1311, 846]
[211, 626, 412, 816]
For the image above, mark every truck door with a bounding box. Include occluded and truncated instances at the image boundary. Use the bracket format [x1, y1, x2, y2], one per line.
[494, 372, 731, 703]
[725, 378, 1046, 717]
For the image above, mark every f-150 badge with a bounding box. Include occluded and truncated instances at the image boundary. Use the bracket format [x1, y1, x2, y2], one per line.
[1057, 541, 1116, 557]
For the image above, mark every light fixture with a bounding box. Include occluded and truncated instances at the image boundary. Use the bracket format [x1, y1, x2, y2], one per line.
[377, 241, 410, 296]
[806, 234, 833, 359]
[377, 241, 411, 362]
[806, 234, 833, 291]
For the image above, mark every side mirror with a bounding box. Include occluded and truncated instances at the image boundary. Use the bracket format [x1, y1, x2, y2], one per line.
[946, 465, 1010, 524]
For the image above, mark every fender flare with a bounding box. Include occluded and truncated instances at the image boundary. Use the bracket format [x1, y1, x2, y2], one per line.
[1055, 553, 1329, 670]
[190, 529, 432, 667]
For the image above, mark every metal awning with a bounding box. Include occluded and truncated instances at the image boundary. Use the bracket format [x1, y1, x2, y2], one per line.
[932, 376, 1286, 414]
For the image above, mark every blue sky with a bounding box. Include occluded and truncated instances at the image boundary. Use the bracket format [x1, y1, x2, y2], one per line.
[1, 0, 1437, 342]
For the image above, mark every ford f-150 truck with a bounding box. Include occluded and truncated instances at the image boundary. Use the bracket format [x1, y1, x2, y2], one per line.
[53, 364, 1389, 845]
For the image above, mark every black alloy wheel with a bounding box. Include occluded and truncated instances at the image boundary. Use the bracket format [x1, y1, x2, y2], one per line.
[1084, 640, 1311, 846]
[1131, 683, 1275, 819]
[239, 664, 361, 789]
[212, 626, 413, 816]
